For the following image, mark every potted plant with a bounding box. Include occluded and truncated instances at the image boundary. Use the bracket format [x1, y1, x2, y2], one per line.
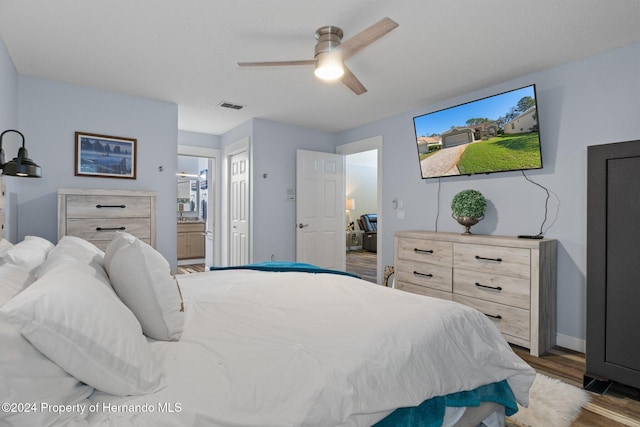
[451, 189, 487, 234]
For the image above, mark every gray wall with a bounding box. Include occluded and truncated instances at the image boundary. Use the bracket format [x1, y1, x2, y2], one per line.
[335, 42, 640, 348]
[16, 75, 179, 268]
[251, 118, 335, 262]
[178, 129, 220, 149]
[0, 37, 19, 242]
[346, 162, 378, 225]
[2, 29, 639, 350]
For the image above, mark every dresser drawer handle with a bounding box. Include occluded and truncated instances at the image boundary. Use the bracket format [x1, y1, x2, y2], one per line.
[96, 226, 126, 231]
[96, 204, 126, 209]
[413, 271, 433, 278]
[475, 255, 502, 262]
[483, 313, 502, 320]
[414, 248, 434, 254]
[475, 282, 502, 291]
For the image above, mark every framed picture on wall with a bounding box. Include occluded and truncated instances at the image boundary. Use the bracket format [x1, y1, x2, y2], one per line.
[74, 132, 137, 179]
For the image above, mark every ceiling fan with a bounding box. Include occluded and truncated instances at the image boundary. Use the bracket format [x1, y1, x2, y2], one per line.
[238, 17, 399, 95]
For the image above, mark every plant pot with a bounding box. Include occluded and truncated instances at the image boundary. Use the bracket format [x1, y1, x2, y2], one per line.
[453, 214, 484, 234]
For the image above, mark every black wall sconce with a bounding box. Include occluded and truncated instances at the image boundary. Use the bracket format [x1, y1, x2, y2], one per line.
[0, 130, 42, 178]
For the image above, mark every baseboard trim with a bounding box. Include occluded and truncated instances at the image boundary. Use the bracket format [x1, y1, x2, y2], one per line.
[556, 333, 586, 353]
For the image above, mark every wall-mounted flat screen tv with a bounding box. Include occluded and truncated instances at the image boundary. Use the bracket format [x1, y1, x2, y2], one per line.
[413, 84, 542, 179]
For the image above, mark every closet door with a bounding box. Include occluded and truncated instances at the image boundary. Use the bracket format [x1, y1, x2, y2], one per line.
[586, 140, 640, 389]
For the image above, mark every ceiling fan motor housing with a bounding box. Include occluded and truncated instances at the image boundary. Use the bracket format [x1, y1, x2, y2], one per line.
[314, 26, 344, 56]
[238, 18, 398, 95]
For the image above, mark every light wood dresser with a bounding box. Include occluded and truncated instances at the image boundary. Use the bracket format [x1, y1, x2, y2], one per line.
[394, 230, 556, 356]
[58, 188, 157, 250]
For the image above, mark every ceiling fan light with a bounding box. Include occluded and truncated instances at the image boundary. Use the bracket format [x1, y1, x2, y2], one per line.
[314, 52, 344, 81]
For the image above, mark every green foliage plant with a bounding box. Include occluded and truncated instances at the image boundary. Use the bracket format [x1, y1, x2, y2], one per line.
[451, 189, 487, 218]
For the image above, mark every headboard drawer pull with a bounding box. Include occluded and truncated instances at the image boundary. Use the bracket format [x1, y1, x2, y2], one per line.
[96, 204, 126, 209]
[96, 226, 126, 231]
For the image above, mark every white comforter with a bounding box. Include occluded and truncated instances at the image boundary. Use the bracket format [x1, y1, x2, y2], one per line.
[87, 270, 535, 427]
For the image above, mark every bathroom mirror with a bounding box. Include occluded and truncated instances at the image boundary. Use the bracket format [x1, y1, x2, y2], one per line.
[177, 178, 198, 213]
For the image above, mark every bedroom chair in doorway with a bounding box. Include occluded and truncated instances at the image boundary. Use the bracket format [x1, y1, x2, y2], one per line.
[358, 213, 377, 252]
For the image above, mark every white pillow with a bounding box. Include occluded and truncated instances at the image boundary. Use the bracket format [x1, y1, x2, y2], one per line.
[49, 235, 104, 266]
[0, 261, 91, 425]
[38, 236, 110, 287]
[103, 231, 133, 272]
[38, 252, 113, 290]
[105, 232, 184, 341]
[0, 235, 54, 272]
[0, 315, 92, 426]
[0, 267, 165, 396]
[0, 238, 13, 254]
[0, 263, 35, 305]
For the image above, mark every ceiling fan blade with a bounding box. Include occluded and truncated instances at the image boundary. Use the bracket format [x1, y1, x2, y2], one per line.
[238, 60, 315, 67]
[340, 17, 399, 61]
[341, 65, 367, 95]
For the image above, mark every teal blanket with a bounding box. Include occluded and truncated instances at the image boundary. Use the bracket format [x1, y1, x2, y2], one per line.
[375, 380, 518, 427]
[210, 261, 360, 279]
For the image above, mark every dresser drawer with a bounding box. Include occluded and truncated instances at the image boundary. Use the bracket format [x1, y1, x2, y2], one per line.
[177, 222, 205, 233]
[90, 238, 152, 252]
[454, 294, 530, 342]
[453, 269, 530, 309]
[396, 282, 453, 300]
[66, 218, 151, 241]
[395, 230, 556, 356]
[454, 243, 530, 279]
[397, 237, 452, 267]
[396, 259, 452, 292]
[65, 195, 151, 218]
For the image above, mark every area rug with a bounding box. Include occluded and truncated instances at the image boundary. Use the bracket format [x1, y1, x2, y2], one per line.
[506, 373, 591, 427]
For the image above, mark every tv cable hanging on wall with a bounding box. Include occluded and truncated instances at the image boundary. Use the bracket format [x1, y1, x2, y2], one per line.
[518, 170, 550, 239]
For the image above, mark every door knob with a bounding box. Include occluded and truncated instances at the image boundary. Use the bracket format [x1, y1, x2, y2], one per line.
[298, 223, 309, 229]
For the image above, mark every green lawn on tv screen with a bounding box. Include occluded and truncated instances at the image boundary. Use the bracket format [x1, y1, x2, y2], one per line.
[457, 133, 541, 174]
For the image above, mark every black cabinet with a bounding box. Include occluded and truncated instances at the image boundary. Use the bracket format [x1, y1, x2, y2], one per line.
[586, 140, 640, 390]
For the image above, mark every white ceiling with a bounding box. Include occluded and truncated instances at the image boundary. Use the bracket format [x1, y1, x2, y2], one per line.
[1, 1, 638, 135]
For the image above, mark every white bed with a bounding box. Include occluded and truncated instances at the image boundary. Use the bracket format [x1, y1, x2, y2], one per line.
[0, 233, 535, 427]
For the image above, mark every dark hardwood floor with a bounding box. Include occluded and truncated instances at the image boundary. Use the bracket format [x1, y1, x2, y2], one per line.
[512, 345, 640, 426]
[345, 249, 377, 283]
[177, 263, 206, 274]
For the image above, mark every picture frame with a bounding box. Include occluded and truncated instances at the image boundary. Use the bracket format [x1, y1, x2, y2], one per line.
[74, 132, 137, 179]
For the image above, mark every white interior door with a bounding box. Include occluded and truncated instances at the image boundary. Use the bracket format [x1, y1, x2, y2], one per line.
[296, 150, 345, 270]
[229, 150, 249, 266]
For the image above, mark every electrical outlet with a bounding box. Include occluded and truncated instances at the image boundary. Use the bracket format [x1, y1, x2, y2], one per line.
[397, 210, 405, 220]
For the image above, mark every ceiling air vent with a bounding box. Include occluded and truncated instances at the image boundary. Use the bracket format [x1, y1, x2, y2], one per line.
[218, 101, 244, 110]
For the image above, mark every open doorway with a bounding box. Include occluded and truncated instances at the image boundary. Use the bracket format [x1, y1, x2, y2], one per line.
[337, 136, 382, 284]
[345, 150, 378, 282]
[177, 145, 220, 270]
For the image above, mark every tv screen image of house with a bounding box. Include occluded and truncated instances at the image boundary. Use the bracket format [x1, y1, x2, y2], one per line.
[413, 84, 542, 179]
